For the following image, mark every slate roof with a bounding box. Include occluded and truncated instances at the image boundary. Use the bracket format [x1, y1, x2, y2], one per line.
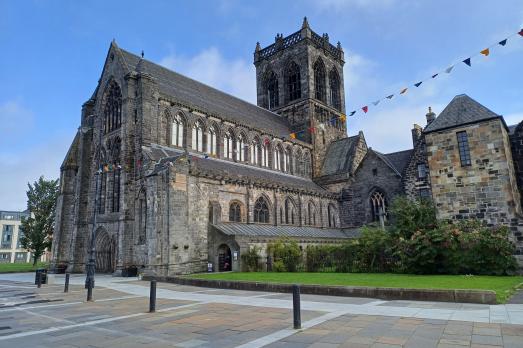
[212, 222, 359, 239]
[142, 144, 332, 195]
[320, 135, 361, 176]
[118, 47, 292, 138]
[375, 149, 414, 176]
[424, 94, 501, 133]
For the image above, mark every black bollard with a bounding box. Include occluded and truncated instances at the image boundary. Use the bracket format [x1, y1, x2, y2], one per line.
[36, 271, 42, 288]
[292, 284, 301, 329]
[87, 279, 93, 302]
[64, 273, 70, 293]
[149, 280, 157, 313]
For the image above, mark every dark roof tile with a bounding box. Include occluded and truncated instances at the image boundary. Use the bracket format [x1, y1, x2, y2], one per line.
[212, 222, 359, 239]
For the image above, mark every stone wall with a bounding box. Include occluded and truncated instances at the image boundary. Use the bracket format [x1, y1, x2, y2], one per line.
[510, 122, 523, 211]
[403, 135, 432, 201]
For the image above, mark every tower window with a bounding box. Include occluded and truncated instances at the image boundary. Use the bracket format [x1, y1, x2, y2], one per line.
[329, 69, 341, 111]
[314, 60, 326, 102]
[266, 72, 279, 109]
[457, 131, 471, 167]
[286, 62, 301, 102]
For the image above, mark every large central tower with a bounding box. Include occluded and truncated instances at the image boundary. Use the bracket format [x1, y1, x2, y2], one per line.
[254, 17, 347, 177]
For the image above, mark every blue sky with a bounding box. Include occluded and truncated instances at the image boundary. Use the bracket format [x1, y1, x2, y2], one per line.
[1, 0, 522, 210]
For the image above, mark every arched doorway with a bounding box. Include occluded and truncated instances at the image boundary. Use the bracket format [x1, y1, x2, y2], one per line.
[94, 228, 116, 273]
[217, 244, 232, 272]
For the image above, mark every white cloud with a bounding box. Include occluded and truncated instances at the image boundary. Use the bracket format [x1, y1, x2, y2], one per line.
[159, 47, 256, 103]
[0, 135, 70, 211]
[0, 100, 34, 143]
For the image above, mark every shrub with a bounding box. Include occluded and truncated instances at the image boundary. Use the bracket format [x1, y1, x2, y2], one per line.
[268, 239, 302, 272]
[354, 226, 395, 272]
[241, 245, 263, 272]
[389, 196, 438, 239]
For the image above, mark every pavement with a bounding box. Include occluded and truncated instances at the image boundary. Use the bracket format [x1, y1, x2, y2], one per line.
[0, 273, 522, 347]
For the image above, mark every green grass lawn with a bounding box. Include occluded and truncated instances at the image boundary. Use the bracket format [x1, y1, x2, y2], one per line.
[189, 272, 523, 303]
[0, 262, 48, 273]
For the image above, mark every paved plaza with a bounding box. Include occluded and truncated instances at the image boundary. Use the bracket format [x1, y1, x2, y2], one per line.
[0, 274, 523, 347]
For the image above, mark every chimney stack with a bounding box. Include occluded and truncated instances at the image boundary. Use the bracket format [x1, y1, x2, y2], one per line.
[411, 124, 422, 147]
[426, 106, 436, 125]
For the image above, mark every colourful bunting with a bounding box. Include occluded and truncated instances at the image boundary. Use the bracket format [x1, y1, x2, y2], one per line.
[480, 48, 490, 56]
[290, 133, 296, 139]
[386, 94, 394, 99]
[362, 106, 368, 113]
[414, 81, 423, 87]
[400, 88, 408, 94]
[519, 29, 523, 36]
[340, 114, 347, 122]
[431, 73, 439, 78]
[308, 127, 315, 133]
[204, 153, 209, 159]
[372, 100, 380, 106]
[445, 66, 454, 73]
[463, 58, 471, 66]
[499, 39, 507, 46]
[349, 111, 356, 116]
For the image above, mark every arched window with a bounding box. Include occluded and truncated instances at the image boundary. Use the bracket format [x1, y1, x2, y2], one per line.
[283, 147, 291, 173]
[111, 138, 121, 213]
[314, 60, 326, 102]
[284, 198, 296, 225]
[274, 145, 283, 171]
[286, 62, 301, 102]
[236, 134, 247, 162]
[171, 114, 184, 147]
[103, 81, 122, 134]
[254, 196, 270, 223]
[261, 139, 270, 167]
[328, 203, 337, 228]
[223, 131, 234, 159]
[307, 202, 316, 226]
[98, 148, 107, 214]
[191, 120, 204, 152]
[250, 138, 260, 165]
[266, 72, 279, 109]
[370, 190, 387, 222]
[138, 190, 146, 244]
[207, 125, 217, 156]
[229, 202, 242, 222]
[303, 152, 312, 178]
[329, 69, 341, 111]
[295, 149, 303, 177]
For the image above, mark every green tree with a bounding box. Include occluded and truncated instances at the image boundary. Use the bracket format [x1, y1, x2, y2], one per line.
[20, 176, 60, 265]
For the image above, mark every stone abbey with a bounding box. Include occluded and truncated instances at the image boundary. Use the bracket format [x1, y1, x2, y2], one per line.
[51, 18, 523, 275]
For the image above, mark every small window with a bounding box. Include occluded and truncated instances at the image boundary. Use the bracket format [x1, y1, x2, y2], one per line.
[419, 188, 431, 200]
[417, 163, 427, 179]
[457, 131, 471, 167]
[229, 202, 242, 222]
[372, 168, 378, 176]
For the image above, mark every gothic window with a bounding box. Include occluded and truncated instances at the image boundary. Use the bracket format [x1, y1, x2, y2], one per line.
[266, 72, 279, 109]
[207, 125, 218, 156]
[223, 131, 234, 159]
[307, 202, 316, 226]
[273, 145, 283, 171]
[171, 114, 185, 147]
[229, 202, 242, 222]
[111, 137, 121, 213]
[295, 149, 303, 176]
[370, 190, 387, 222]
[250, 138, 260, 165]
[284, 198, 296, 225]
[314, 60, 326, 102]
[457, 131, 471, 167]
[327, 203, 337, 228]
[236, 134, 247, 162]
[286, 62, 301, 102]
[191, 120, 204, 152]
[254, 196, 270, 223]
[138, 190, 146, 244]
[284, 147, 291, 173]
[303, 152, 312, 178]
[103, 81, 122, 134]
[329, 69, 341, 110]
[261, 139, 270, 167]
[97, 148, 107, 214]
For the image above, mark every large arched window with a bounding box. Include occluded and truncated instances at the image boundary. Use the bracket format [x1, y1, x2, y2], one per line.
[273, 144, 283, 171]
[261, 139, 270, 167]
[370, 190, 387, 222]
[229, 202, 242, 222]
[97, 148, 107, 214]
[307, 202, 316, 226]
[207, 125, 218, 156]
[328, 203, 338, 228]
[284, 198, 296, 225]
[314, 60, 326, 102]
[191, 120, 204, 152]
[303, 152, 312, 178]
[236, 133, 247, 162]
[329, 69, 341, 111]
[171, 114, 185, 147]
[110, 137, 121, 213]
[254, 196, 270, 223]
[250, 138, 260, 165]
[103, 81, 122, 134]
[286, 62, 301, 102]
[223, 131, 234, 159]
[266, 71, 279, 109]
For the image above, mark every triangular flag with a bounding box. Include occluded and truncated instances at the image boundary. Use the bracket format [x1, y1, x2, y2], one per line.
[463, 58, 471, 66]
[349, 111, 356, 116]
[431, 73, 439, 78]
[519, 29, 523, 36]
[480, 48, 490, 56]
[362, 106, 368, 113]
[386, 94, 394, 99]
[308, 127, 315, 133]
[414, 81, 423, 87]
[445, 66, 454, 73]
[400, 88, 408, 94]
[290, 133, 296, 139]
[372, 100, 380, 106]
[339, 114, 347, 122]
[204, 153, 209, 159]
[499, 39, 507, 46]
